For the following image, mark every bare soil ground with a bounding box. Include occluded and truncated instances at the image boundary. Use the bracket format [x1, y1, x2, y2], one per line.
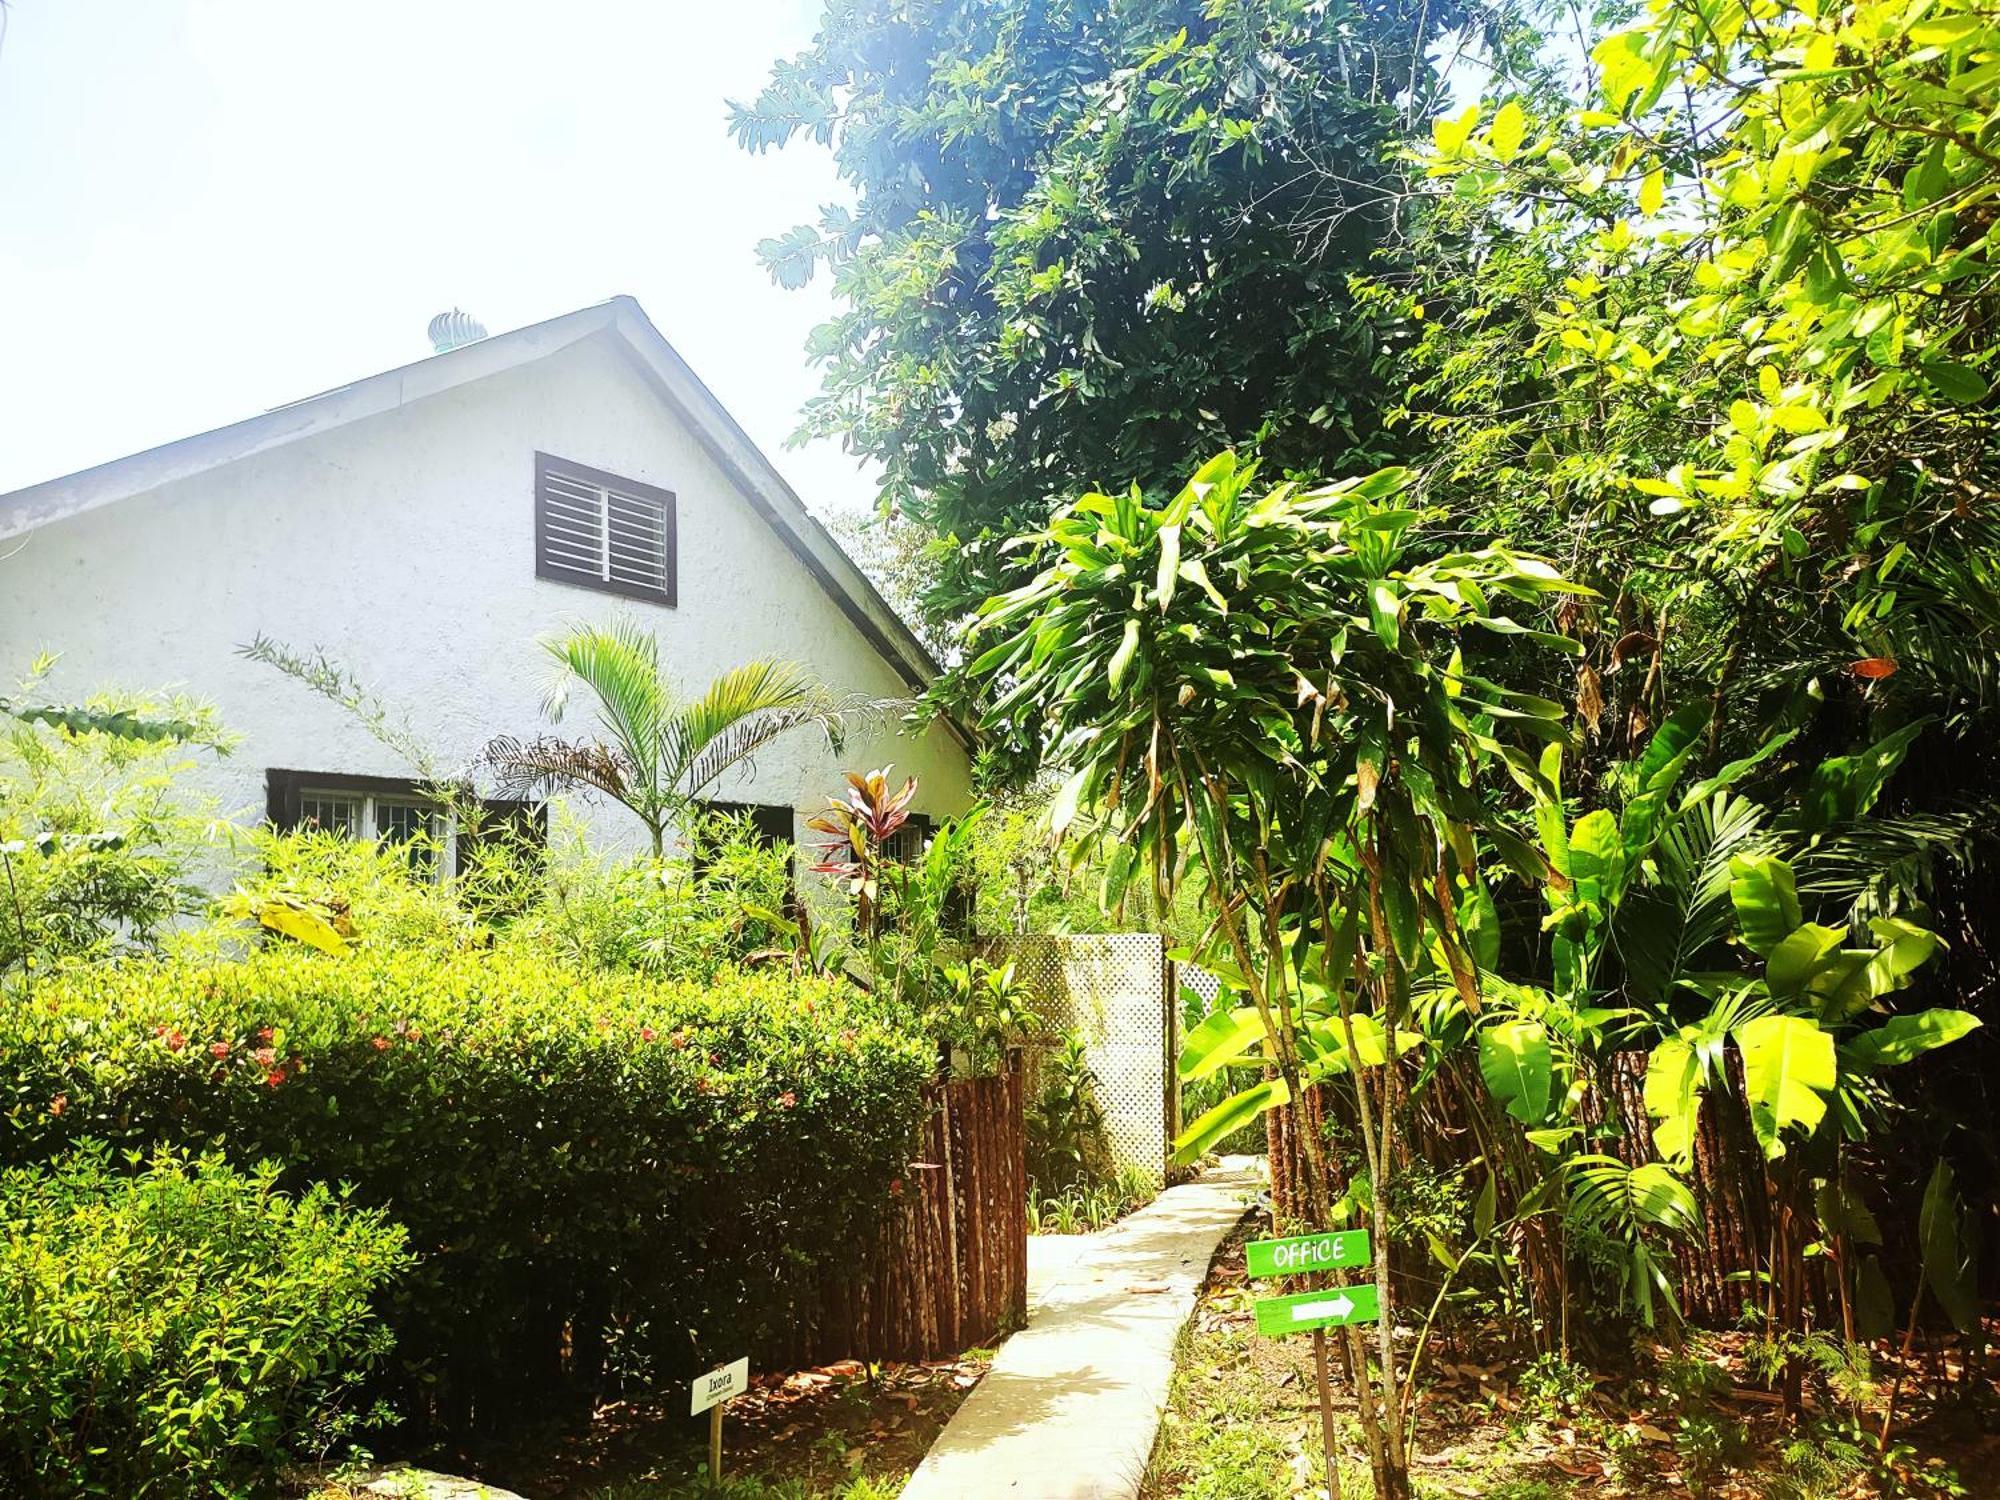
[314, 1353, 992, 1500]
[1144, 1217, 1999, 1500]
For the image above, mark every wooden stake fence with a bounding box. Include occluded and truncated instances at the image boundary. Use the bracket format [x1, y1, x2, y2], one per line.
[788, 1062, 1028, 1365]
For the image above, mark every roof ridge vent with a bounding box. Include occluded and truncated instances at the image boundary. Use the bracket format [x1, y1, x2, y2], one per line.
[427, 308, 487, 354]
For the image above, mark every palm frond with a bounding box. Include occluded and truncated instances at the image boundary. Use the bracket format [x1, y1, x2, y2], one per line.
[484, 734, 635, 806]
[1615, 789, 1774, 1005]
[667, 661, 847, 799]
[1795, 801, 1998, 919]
[540, 621, 671, 800]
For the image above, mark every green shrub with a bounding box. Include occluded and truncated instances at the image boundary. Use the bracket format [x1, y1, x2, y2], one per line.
[1, 947, 933, 1433]
[0, 1144, 408, 1499]
[200, 811, 799, 981]
[502, 811, 798, 980]
[0, 674, 233, 974]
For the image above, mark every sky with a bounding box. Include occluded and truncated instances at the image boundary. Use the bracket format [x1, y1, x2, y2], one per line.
[0, 0, 875, 515]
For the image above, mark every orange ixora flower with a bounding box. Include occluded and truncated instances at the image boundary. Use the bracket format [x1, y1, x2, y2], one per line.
[265, 1069, 287, 1088]
[778, 1091, 797, 1109]
[209, 1041, 230, 1059]
[49, 1094, 66, 1117]
[372, 1036, 392, 1051]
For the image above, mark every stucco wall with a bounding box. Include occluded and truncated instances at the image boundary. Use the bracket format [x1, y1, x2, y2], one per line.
[0, 332, 971, 873]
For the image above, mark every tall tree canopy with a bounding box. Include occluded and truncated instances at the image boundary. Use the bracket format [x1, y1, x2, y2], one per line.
[1388, 0, 2000, 773]
[732, 0, 1474, 623]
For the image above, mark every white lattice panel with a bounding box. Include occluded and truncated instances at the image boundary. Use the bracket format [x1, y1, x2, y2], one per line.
[997, 934, 1174, 1182]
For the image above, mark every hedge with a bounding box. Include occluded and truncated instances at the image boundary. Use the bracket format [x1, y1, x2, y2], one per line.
[0, 1145, 408, 1499]
[2, 949, 933, 1435]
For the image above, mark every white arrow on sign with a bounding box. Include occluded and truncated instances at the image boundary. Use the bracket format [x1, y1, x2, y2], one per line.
[1292, 1294, 1355, 1322]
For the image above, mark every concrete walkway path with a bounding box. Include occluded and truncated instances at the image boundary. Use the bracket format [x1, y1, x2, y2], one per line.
[900, 1155, 1263, 1500]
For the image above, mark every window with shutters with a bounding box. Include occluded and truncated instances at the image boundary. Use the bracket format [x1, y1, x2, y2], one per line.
[534, 452, 677, 605]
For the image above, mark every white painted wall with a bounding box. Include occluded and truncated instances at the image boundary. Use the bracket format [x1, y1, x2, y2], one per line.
[0, 331, 971, 874]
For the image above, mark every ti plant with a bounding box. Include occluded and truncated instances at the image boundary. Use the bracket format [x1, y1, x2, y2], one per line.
[807, 766, 919, 940]
[807, 769, 990, 1028]
[967, 451, 1584, 1499]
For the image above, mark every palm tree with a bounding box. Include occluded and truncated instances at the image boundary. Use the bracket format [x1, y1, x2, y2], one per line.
[484, 619, 847, 857]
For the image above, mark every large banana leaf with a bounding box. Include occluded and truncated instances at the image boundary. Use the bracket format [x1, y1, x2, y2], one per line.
[1728, 854, 1802, 958]
[1172, 1078, 1287, 1164]
[1919, 1159, 1980, 1333]
[1734, 1013, 1836, 1158]
[1842, 1008, 1981, 1069]
[1177, 1004, 1267, 1081]
[1643, 1033, 1702, 1168]
[1478, 1019, 1552, 1124]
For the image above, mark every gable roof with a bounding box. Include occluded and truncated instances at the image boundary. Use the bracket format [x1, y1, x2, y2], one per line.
[0, 297, 953, 712]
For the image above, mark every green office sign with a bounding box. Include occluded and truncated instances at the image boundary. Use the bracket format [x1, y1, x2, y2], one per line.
[1253, 1282, 1383, 1336]
[1245, 1229, 1371, 1279]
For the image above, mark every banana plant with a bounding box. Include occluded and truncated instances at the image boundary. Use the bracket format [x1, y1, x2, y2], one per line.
[1642, 853, 1977, 1168]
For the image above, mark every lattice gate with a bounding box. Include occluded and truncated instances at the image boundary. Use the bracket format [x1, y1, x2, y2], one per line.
[994, 934, 1181, 1183]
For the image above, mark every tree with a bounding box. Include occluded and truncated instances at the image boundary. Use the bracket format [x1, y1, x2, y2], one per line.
[485, 620, 846, 857]
[968, 450, 1583, 1498]
[733, 0, 1473, 626]
[1388, 0, 2000, 775]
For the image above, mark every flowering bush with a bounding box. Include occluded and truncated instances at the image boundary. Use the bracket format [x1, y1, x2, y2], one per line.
[0, 948, 932, 1435]
[0, 1145, 408, 1499]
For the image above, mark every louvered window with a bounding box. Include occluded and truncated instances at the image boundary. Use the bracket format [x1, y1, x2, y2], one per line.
[535, 452, 676, 605]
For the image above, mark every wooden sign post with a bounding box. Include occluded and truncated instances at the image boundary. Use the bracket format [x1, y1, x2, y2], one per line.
[1247, 1230, 1377, 1500]
[691, 1356, 750, 1483]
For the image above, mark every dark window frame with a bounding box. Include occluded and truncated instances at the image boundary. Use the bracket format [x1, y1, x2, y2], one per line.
[534, 450, 678, 607]
[885, 812, 935, 867]
[702, 800, 798, 851]
[265, 768, 545, 877]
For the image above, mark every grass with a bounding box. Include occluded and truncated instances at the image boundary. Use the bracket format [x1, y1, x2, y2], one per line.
[1028, 1166, 1159, 1234]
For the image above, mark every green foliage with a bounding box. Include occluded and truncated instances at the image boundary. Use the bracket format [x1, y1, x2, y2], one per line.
[971, 451, 1577, 900]
[939, 957, 1037, 1072]
[0, 1144, 408, 1500]
[1735, 1014, 1838, 1159]
[1405, 0, 2000, 771]
[968, 781, 1205, 939]
[486, 620, 844, 855]
[1027, 1031, 1108, 1192]
[1917, 1158, 1981, 1334]
[1514, 1354, 1595, 1425]
[967, 449, 1583, 1489]
[505, 812, 799, 983]
[0, 946, 933, 1423]
[1028, 1167, 1155, 1235]
[734, 0, 1471, 625]
[0, 675, 232, 977]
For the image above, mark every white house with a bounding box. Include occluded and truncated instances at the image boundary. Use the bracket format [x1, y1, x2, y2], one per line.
[0, 297, 972, 871]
